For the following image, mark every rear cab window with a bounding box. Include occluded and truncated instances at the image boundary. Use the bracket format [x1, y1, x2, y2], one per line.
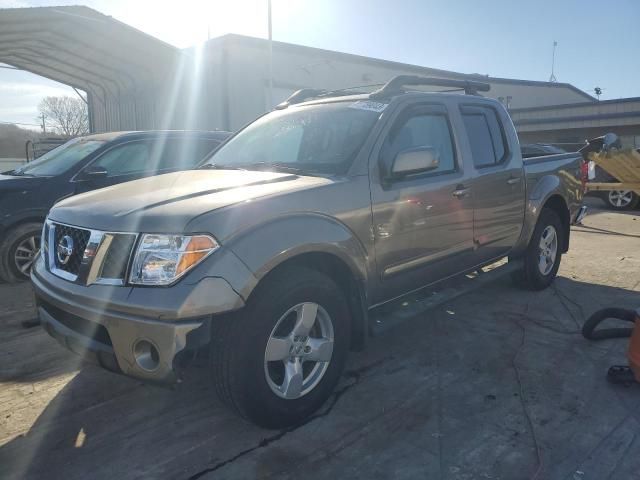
[460, 105, 508, 167]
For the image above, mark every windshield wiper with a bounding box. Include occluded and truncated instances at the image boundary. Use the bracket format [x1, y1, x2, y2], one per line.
[201, 162, 323, 176]
[8, 170, 35, 177]
[198, 163, 247, 171]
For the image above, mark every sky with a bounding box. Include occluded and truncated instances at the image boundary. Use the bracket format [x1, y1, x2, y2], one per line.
[1, 0, 640, 127]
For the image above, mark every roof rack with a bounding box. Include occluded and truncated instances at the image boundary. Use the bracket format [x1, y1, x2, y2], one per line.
[274, 75, 490, 110]
[275, 87, 372, 110]
[276, 88, 327, 109]
[369, 75, 491, 99]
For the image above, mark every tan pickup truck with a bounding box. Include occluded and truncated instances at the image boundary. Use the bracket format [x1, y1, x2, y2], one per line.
[33, 76, 585, 428]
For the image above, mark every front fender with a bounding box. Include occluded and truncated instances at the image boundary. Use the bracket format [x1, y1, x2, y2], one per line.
[225, 213, 370, 300]
[0, 207, 49, 234]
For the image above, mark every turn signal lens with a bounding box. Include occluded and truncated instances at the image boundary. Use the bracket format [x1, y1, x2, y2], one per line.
[176, 236, 217, 276]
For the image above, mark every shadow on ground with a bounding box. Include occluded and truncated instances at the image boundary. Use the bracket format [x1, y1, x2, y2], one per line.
[2, 275, 640, 480]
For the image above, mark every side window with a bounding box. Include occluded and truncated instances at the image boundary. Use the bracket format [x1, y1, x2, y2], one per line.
[382, 111, 456, 176]
[461, 105, 508, 167]
[152, 138, 222, 171]
[91, 142, 150, 177]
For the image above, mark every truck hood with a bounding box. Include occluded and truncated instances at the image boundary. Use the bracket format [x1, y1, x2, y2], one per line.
[49, 169, 332, 232]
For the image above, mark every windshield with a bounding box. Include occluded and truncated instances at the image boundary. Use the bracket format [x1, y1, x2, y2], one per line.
[200, 101, 381, 174]
[12, 138, 105, 177]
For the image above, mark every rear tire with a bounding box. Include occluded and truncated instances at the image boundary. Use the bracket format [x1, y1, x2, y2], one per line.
[513, 208, 563, 291]
[210, 266, 350, 429]
[0, 222, 42, 283]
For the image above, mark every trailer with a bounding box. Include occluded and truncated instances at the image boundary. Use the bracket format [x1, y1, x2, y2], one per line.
[586, 148, 640, 209]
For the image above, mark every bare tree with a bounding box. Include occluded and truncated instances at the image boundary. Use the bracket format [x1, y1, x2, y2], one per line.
[38, 96, 89, 136]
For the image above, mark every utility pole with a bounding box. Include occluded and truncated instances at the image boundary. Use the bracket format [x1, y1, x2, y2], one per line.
[267, 0, 274, 110]
[40, 113, 46, 134]
[549, 41, 558, 82]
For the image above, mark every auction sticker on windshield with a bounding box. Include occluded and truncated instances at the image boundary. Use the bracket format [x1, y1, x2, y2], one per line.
[348, 100, 388, 112]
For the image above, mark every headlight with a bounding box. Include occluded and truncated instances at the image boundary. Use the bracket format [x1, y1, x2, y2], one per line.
[129, 234, 219, 285]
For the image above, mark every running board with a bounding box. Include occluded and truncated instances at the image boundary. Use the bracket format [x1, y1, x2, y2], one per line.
[370, 259, 523, 336]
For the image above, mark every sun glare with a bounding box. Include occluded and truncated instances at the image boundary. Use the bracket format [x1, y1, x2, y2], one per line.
[121, 0, 295, 48]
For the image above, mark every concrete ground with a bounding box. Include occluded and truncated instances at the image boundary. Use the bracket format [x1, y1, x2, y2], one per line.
[1, 198, 639, 480]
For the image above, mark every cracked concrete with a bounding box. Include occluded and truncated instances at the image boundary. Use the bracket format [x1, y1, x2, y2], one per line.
[1, 198, 639, 479]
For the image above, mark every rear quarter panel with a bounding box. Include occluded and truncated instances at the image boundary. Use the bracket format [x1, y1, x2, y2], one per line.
[512, 153, 584, 255]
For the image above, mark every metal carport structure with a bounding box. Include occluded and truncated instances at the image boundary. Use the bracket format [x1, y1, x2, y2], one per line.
[0, 6, 187, 132]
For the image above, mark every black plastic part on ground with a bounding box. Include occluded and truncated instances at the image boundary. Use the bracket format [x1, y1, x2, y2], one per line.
[581, 307, 636, 340]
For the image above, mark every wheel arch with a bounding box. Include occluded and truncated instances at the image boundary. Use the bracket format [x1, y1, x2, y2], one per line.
[254, 251, 369, 351]
[227, 214, 371, 352]
[2, 214, 46, 235]
[541, 194, 570, 253]
[513, 186, 572, 257]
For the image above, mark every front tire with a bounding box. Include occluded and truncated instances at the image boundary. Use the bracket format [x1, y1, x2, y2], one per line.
[211, 267, 350, 429]
[0, 222, 42, 283]
[514, 208, 563, 291]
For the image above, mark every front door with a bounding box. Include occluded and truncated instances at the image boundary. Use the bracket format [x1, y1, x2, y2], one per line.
[74, 140, 153, 194]
[370, 103, 475, 304]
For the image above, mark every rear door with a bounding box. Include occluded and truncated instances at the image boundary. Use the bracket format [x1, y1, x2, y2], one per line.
[370, 102, 475, 304]
[460, 104, 525, 262]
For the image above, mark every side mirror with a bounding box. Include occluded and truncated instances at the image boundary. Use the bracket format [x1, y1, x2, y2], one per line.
[390, 146, 440, 178]
[77, 165, 108, 181]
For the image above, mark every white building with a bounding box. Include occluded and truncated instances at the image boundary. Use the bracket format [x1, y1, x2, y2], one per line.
[2, 5, 638, 148]
[203, 34, 594, 131]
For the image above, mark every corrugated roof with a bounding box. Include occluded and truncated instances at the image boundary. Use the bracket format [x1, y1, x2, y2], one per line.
[0, 6, 181, 98]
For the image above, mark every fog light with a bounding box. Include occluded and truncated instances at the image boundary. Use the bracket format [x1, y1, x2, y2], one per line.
[133, 339, 160, 371]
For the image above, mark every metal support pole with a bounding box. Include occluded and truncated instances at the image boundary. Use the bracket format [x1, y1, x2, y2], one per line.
[549, 41, 557, 83]
[267, 0, 273, 110]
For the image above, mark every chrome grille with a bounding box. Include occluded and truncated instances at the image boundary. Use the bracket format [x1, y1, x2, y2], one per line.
[52, 224, 91, 275]
[46, 221, 137, 285]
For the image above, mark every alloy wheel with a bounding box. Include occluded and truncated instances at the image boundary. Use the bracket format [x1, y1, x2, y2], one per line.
[264, 302, 334, 399]
[608, 190, 633, 208]
[14, 234, 40, 277]
[538, 225, 558, 276]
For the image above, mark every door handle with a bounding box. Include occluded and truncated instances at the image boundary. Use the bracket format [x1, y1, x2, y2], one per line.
[452, 186, 470, 199]
[507, 176, 521, 185]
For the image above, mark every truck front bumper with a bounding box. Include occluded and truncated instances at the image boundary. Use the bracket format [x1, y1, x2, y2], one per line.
[31, 256, 245, 383]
